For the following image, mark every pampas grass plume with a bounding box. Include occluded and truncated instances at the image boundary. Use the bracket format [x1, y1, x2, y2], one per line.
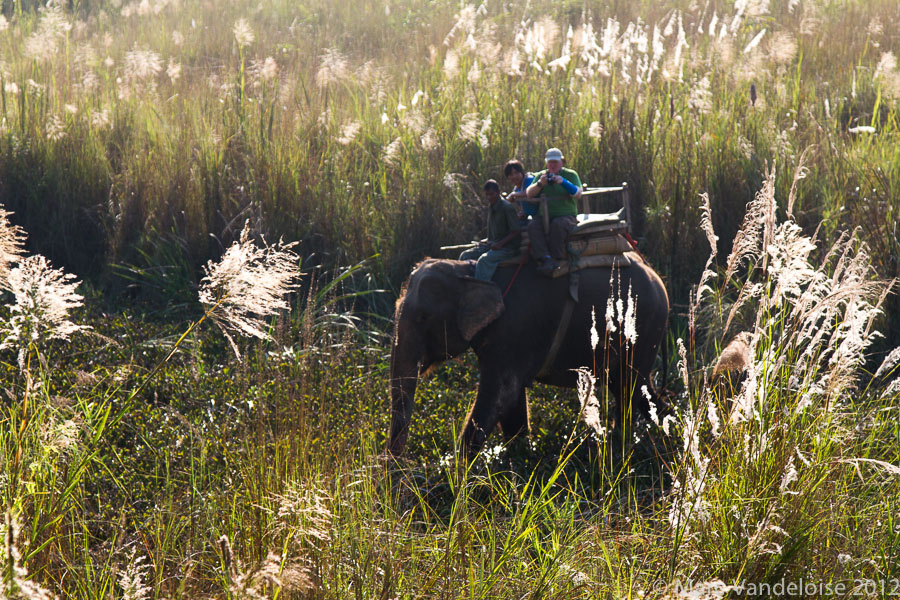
[198, 221, 301, 358]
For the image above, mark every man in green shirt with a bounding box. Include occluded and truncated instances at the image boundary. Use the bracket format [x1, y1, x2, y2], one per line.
[525, 147, 582, 276]
[459, 180, 522, 281]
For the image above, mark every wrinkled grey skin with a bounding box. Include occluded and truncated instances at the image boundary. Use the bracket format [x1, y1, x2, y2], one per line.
[387, 257, 669, 457]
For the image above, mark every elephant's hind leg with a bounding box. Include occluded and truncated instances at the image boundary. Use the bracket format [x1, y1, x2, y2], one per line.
[607, 350, 657, 427]
[499, 387, 530, 442]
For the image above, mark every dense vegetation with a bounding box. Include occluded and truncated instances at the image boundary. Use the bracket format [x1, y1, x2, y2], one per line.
[0, 0, 899, 597]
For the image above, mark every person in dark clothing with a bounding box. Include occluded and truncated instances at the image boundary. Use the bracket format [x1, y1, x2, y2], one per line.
[459, 180, 522, 281]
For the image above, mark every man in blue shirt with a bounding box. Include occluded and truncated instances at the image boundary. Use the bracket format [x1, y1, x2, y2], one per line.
[504, 159, 535, 226]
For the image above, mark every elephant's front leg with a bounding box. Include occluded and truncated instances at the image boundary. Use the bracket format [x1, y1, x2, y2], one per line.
[499, 387, 530, 443]
[459, 366, 523, 457]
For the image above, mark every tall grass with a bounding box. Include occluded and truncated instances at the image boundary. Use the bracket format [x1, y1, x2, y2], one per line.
[0, 0, 898, 339]
[0, 158, 898, 596]
[0, 1, 899, 597]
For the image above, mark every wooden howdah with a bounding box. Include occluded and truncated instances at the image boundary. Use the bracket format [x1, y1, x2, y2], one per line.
[498, 183, 636, 275]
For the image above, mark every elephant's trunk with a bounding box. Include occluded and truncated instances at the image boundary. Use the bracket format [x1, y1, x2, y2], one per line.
[387, 326, 423, 455]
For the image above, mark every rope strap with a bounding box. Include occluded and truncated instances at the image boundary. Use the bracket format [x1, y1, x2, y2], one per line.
[536, 295, 576, 379]
[623, 232, 646, 261]
[502, 242, 530, 299]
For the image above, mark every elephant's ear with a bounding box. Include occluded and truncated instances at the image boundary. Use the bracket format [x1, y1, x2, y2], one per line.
[457, 278, 505, 341]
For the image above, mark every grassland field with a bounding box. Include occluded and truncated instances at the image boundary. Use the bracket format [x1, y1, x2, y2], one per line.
[0, 0, 899, 597]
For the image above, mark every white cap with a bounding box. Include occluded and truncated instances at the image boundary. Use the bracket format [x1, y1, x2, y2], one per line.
[544, 147, 564, 161]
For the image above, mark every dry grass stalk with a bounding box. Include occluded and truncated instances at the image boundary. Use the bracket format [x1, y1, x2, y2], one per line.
[724, 176, 766, 284]
[786, 146, 812, 219]
[575, 367, 605, 438]
[723, 164, 777, 335]
[874, 346, 900, 380]
[0, 206, 26, 287]
[697, 192, 718, 301]
[118, 547, 151, 600]
[3, 511, 56, 600]
[677, 337, 689, 390]
[668, 410, 710, 532]
[219, 534, 313, 598]
[1, 255, 88, 367]
[198, 221, 301, 359]
[316, 48, 350, 87]
[760, 162, 777, 271]
[714, 162, 890, 421]
[273, 481, 333, 543]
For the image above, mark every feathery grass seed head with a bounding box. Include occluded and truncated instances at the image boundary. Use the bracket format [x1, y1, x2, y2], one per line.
[24, 5, 71, 61]
[233, 17, 254, 47]
[694, 193, 719, 307]
[250, 56, 278, 84]
[45, 115, 66, 141]
[316, 48, 349, 87]
[198, 222, 300, 358]
[124, 47, 162, 82]
[337, 120, 361, 145]
[875, 348, 900, 380]
[624, 281, 638, 346]
[2, 255, 88, 367]
[0, 206, 25, 284]
[575, 367, 606, 439]
[91, 109, 110, 129]
[166, 58, 181, 82]
[457, 112, 482, 143]
[677, 337, 689, 390]
[382, 137, 403, 166]
[118, 548, 152, 600]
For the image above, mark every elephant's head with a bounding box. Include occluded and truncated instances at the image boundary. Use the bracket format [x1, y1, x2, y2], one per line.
[387, 259, 504, 455]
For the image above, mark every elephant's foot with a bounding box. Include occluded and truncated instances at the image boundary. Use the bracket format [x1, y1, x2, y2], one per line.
[499, 402, 530, 443]
[386, 425, 409, 456]
[459, 420, 488, 461]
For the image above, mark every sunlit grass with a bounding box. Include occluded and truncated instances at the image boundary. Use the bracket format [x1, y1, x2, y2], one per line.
[0, 0, 898, 597]
[0, 0, 896, 310]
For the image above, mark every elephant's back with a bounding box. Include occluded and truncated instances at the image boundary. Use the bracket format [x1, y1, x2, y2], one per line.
[492, 257, 669, 338]
[626, 255, 669, 316]
[493, 256, 667, 312]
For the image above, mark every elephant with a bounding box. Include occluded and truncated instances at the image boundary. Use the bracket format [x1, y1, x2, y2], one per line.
[386, 256, 669, 457]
